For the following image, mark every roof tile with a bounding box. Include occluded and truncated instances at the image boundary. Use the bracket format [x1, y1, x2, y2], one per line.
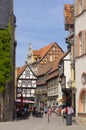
[33, 42, 54, 59]
[16, 65, 27, 77]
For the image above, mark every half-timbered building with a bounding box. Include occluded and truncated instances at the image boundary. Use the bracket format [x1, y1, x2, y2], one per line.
[29, 42, 65, 109]
[16, 64, 37, 102]
[46, 54, 64, 107]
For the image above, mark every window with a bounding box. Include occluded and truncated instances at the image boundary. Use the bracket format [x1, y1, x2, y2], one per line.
[52, 47, 55, 51]
[25, 69, 30, 77]
[22, 80, 31, 87]
[50, 55, 52, 62]
[81, 73, 86, 84]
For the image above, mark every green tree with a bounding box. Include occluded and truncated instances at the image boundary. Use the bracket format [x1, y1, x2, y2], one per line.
[0, 28, 12, 93]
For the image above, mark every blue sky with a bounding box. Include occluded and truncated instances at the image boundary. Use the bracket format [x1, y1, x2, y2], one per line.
[14, 0, 73, 67]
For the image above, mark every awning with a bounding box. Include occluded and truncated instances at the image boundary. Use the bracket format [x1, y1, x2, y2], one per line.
[15, 99, 36, 104]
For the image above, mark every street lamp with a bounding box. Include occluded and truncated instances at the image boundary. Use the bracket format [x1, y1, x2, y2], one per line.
[67, 79, 72, 88]
[67, 79, 72, 106]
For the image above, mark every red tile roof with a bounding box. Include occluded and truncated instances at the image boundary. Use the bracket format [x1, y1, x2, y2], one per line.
[50, 53, 64, 73]
[36, 81, 46, 86]
[33, 42, 55, 59]
[46, 52, 66, 81]
[16, 64, 27, 77]
[37, 61, 54, 76]
[46, 70, 59, 81]
[37, 52, 65, 80]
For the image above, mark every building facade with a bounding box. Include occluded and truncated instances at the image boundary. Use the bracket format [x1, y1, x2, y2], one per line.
[0, 0, 16, 121]
[16, 64, 37, 102]
[58, 52, 71, 106]
[28, 42, 64, 109]
[74, 0, 86, 125]
[64, 4, 76, 110]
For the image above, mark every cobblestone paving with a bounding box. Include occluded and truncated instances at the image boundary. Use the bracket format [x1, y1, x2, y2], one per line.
[0, 113, 86, 130]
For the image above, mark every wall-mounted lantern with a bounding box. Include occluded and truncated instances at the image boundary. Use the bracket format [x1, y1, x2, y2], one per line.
[67, 79, 72, 88]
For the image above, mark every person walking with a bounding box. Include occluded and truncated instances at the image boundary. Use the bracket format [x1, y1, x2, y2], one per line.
[66, 105, 74, 125]
[48, 107, 52, 115]
[44, 106, 48, 117]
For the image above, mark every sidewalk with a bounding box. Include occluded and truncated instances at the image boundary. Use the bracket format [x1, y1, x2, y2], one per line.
[0, 113, 86, 130]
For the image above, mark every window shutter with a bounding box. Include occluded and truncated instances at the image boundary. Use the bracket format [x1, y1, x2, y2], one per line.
[74, 0, 78, 16]
[85, 30, 86, 54]
[82, 0, 86, 10]
[82, 31, 85, 54]
[75, 35, 79, 58]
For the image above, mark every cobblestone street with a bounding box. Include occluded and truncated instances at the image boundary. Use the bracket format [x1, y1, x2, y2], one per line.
[0, 113, 86, 130]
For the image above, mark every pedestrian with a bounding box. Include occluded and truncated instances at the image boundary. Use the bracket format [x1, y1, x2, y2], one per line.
[67, 106, 74, 115]
[48, 107, 52, 115]
[61, 108, 66, 122]
[15, 106, 19, 120]
[66, 105, 74, 125]
[55, 107, 59, 115]
[44, 106, 48, 117]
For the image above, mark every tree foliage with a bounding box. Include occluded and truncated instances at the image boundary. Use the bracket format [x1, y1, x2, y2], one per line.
[0, 27, 12, 93]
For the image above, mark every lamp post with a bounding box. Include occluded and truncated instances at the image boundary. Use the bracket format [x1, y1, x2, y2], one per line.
[67, 79, 72, 106]
[67, 79, 72, 88]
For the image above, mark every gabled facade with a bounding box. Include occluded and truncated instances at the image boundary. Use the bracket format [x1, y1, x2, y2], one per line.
[0, 0, 16, 121]
[16, 64, 37, 101]
[28, 42, 64, 74]
[27, 42, 63, 64]
[33, 42, 64, 109]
